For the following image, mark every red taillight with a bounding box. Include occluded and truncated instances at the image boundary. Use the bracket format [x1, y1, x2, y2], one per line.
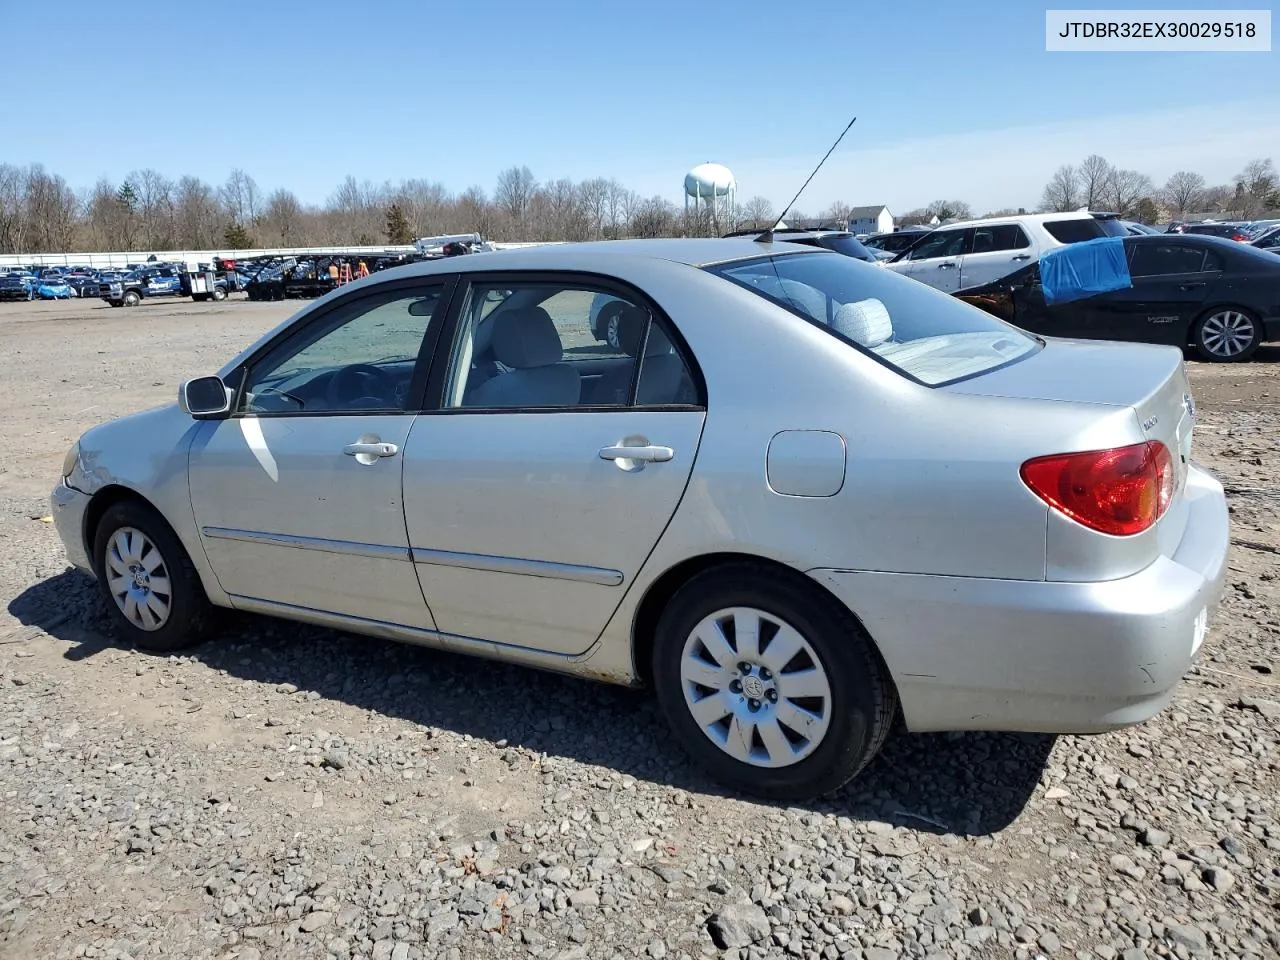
[1020, 441, 1174, 536]
[1232, 233, 1248, 242]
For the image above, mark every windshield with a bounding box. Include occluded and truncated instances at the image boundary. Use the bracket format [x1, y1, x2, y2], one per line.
[708, 251, 1039, 386]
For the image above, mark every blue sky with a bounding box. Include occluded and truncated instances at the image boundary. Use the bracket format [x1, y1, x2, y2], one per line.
[3, 0, 1275, 214]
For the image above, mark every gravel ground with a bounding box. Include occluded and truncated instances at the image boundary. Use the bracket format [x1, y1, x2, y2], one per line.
[0, 296, 1277, 960]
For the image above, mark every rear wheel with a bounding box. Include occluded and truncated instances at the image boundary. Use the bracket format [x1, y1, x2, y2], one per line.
[92, 501, 214, 652]
[1194, 307, 1259, 362]
[652, 564, 896, 801]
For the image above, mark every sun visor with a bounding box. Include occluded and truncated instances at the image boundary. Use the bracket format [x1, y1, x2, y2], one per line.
[1039, 236, 1132, 305]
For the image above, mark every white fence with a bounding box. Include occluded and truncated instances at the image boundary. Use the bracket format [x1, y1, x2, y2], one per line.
[0, 241, 562, 271]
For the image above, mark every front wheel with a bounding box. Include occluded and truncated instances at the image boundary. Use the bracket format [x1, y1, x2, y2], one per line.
[1194, 307, 1260, 362]
[92, 501, 215, 652]
[652, 564, 897, 802]
[211, 286, 227, 301]
[122, 290, 141, 307]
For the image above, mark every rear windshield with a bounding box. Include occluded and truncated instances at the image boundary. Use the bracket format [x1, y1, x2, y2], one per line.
[813, 234, 877, 261]
[708, 251, 1039, 386]
[1044, 217, 1128, 244]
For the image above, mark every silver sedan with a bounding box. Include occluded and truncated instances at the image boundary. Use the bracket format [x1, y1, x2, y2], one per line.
[51, 238, 1230, 801]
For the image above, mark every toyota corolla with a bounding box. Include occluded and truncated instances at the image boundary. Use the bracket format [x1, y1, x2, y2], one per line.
[51, 238, 1229, 800]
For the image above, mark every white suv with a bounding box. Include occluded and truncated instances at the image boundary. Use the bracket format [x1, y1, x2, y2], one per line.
[886, 212, 1128, 292]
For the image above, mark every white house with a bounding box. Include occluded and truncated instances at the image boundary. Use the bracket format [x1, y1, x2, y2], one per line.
[847, 205, 895, 236]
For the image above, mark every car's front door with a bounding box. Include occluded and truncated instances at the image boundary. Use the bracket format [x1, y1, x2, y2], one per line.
[188, 279, 453, 628]
[888, 227, 970, 292]
[401, 275, 706, 655]
[958, 223, 1035, 289]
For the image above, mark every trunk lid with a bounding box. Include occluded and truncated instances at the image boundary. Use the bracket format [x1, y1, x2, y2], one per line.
[942, 337, 1193, 463]
[943, 337, 1196, 557]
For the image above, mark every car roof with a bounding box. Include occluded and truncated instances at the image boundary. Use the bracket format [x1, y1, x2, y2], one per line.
[380, 237, 828, 276]
[930, 211, 1100, 230]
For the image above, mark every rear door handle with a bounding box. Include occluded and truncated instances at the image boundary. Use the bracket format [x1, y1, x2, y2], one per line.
[937, 261, 956, 269]
[599, 444, 673, 463]
[343, 441, 399, 457]
[1179, 282, 1205, 291]
[1011, 254, 1032, 261]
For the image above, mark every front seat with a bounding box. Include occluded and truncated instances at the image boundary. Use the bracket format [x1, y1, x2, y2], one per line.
[467, 306, 580, 407]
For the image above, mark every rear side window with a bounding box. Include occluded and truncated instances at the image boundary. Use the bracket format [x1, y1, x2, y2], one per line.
[710, 251, 1038, 387]
[1043, 218, 1105, 244]
[1129, 244, 1208, 277]
[971, 224, 1031, 253]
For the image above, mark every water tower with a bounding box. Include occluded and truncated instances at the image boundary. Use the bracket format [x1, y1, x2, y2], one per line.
[684, 162, 736, 235]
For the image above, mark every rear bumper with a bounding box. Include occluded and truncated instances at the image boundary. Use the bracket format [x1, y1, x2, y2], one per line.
[811, 464, 1229, 734]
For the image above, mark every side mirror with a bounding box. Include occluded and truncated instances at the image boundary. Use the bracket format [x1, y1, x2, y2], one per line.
[179, 376, 232, 418]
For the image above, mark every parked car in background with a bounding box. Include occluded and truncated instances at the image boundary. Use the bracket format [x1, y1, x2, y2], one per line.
[1121, 220, 1162, 236]
[886, 211, 1128, 292]
[100, 266, 185, 307]
[1251, 225, 1280, 255]
[51, 237, 1228, 801]
[954, 234, 1280, 361]
[1180, 222, 1252, 242]
[0, 273, 35, 301]
[35, 276, 74, 299]
[862, 228, 932, 258]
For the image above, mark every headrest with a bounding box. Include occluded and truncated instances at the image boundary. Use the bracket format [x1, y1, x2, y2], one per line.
[833, 298, 893, 348]
[614, 304, 669, 357]
[490, 307, 563, 368]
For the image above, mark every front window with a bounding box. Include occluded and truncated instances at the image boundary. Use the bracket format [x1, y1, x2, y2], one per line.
[238, 284, 445, 414]
[902, 228, 967, 261]
[708, 251, 1038, 386]
[1044, 217, 1127, 244]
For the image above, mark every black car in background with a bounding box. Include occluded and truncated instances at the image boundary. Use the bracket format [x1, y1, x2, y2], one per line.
[953, 234, 1280, 362]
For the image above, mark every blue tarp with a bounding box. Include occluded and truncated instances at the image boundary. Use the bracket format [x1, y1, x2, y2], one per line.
[1039, 236, 1132, 305]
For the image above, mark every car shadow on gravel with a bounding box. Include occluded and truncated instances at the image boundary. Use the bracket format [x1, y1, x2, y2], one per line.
[10, 570, 1054, 837]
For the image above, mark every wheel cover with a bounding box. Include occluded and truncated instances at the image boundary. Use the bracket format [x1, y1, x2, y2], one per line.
[104, 527, 172, 631]
[1201, 311, 1255, 357]
[679, 606, 833, 769]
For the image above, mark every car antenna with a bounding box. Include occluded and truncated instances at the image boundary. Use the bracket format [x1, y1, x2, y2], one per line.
[755, 115, 857, 244]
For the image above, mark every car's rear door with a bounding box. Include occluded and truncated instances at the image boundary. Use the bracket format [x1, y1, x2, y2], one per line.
[958, 223, 1036, 289]
[1071, 240, 1214, 345]
[400, 273, 706, 656]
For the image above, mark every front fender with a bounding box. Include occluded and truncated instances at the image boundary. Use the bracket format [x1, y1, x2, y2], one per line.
[73, 404, 229, 606]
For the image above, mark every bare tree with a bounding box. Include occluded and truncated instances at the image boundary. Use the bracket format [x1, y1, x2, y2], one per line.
[219, 168, 261, 226]
[494, 166, 536, 238]
[262, 189, 304, 245]
[0, 164, 25, 253]
[1101, 168, 1154, 218]
[22, 165, 79, 252]
[1160, 170, 1206, 219]
[1040, 165, 1081, 212]
[822, 200, 853, 226]
[1079, 154, 1113, 209]
[128, 168, 175, 248]
[630, 195, 678, 237]
[174, 176, 222, 248]
[1200, 184, 1233, 214]
[1231, 158, 1278, 217]
[577, 177, 610, 240]
[925, 199, 972, 221]
[738, 195, 774, 229]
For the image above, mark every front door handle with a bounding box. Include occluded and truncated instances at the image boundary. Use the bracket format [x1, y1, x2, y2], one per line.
[343, 441, 399, 458]
[1011, 253, 1032, 261]
[1179, 282, 1205, 291]
[599, 444, 674, 463]
[937, 261, 956, 269]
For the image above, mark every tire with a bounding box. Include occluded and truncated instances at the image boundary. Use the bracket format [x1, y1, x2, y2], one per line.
[192, 293, 209, 303]
[1193, 306, 1260, 362]
[92, 500, 215, 653]
[122, 290, 141, 307]
[211, 286, 227, 301]
[651, 563, 897, 802]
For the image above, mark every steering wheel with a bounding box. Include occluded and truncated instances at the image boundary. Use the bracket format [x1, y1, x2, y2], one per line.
[326, 363, 398, 410]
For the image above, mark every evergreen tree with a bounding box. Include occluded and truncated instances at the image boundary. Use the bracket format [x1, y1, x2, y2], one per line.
[384, 203, 413, 244]
[223, 220, 253, 249]
[116, 181, 138, 213]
